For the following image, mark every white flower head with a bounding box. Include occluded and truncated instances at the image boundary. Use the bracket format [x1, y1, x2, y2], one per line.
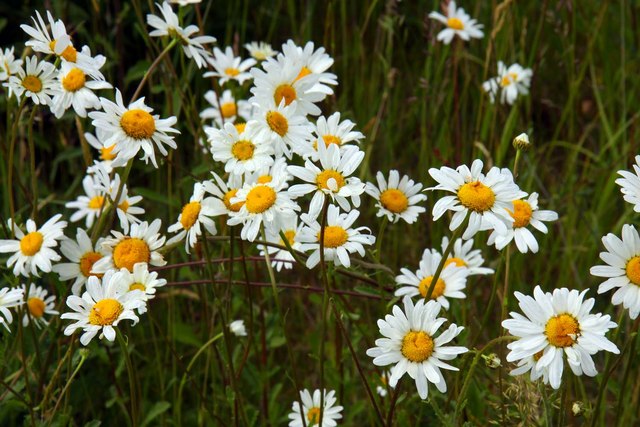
[65, 174, 110, 229]
[258, 214, 303, 272]
[376, 370, 394, 397]
[200, 89, 252, 126]
[20, 10, 73, 59]
[288, 389, 343, 427]
[244, 41, 276, 61]
[482, 61, 533, 105]
[5, 56, 57, 106]
[204, 46, 256, 85]
[440, 236, 494, 276]
[616, 155, 640, 212]
[201, 172, 245, 217]
[207, 121, 275, 175]
[118, 262, 167, 314]
[229, 319, 247, 337]
[53, 228, 107, 296]
[278, 40, 337, 95]
[167, 182, 219, 252]
[428, 1, 484, 45]
[293, 112, 364, 161]
[51, 58, 112, 118]
[0, 47, 23, 82]
[0, 287, 25, 332]
[365, 170, 427, 224]
[21, 283, 58, 328]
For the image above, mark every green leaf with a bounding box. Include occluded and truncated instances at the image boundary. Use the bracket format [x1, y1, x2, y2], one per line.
[141, 401, 171, 427]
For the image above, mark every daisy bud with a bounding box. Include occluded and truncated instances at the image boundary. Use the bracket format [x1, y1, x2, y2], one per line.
[513, 132, 531, 151]
[482, 353, 501, 369]
[229, 320, 247, 337]
[571, 401, 585, 417]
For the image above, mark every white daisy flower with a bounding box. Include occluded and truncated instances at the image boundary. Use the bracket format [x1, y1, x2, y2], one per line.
[258, 214, 303, 271]
[21, 283, 58, 328]
[204, 46, 256, 85]
[615, 155, 640, 212]
[298, 204, 375, 269]
[278, 40, 337, 95]
[288, 389, 343, 427]
[440, 236, 494, 276]
[200, 89, 251, 126]
[0, 214, 67, 277]
[395, 248, 469, 310]
[61, 270, 145, 346]
[207, 121, 275, 175]
[167, 182, 218, 252]
[487, 192, 558, 253]
[5, 56, 57, 106]
[65, 174, 109, 229]
[227, 177, 300, 242]
[84, 129, 118, 172]
[0, 287, 25, 332]
[169, 0, 201, 5]
[375, 370, 394, 397]
[51, 58, 112, 118]
[118, 262, 166, 314]
[89, 89, 180, 168]
[502, 286, 619, 389]
[509, 352, 549, 385]
[53, 228, 107, 296]
[147, 1, 216, 69]
[365, 170, 427, 224]
[0, 47, 23, 82]
[293, 112, 364, 161]
[428, 1, 484, 45]
[108, 173, 146, 234]
[92, 219, 167, 274]
[482, 61, 533, 105]
[20, 10, 74, 60]
[229, 319, 247, 337]
[429, 158, 527, 240]
[244, 156, 292, 189]
[244, 41, 276, 61]
[366, 297, 468, 399]
[590, 224, 640, 319]
[202, 172, 245, 216]
[288, 144, 366, 220]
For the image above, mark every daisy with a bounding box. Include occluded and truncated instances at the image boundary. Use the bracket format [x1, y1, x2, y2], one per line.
[244, 41, 276, 61]
[200, 89, 252, 126]
[440, 236, 493, 275]
[251, 98, 313, 158]
[5, 56, 57, 106]
[21, 283, 58, 328]
[0, 47, 23, 82]
[293, 112, 364, 161]
[0, 287, 25, 332]
[376, 370, 394, 397]
[365, 170, 427, 224]
[429, 159, 527, 240]
[207, 121, 274, 175]
[298, 204, 375, 269]
[227, 177, 300, 242]
[288, 389, 343, 427]
[229, 319, 247, 337]
[147, 1, 216, 69]
[204, 46, 256, 85]
[482, 61, 533, 105]
[258, 214, 303, 271]
[0, 214, 67, 277]
[51, 59, 112, 118]
[366, 297, 467, 399]
[502, 286, 619, 389]
[509, 352, 549, 385]
[61, 270, 145, 346]
[118, 262, 166, 314]
[92, 219, 167, 274]
[167, 182, 218, 252]
[590, 224, 640, 319]
[65, 174, 109, 228]
[395, 248, 469, 310]
[89, 89, 179, 168]
[85, 129, 118, 172]
[202, 172, 246, 217]
[53, 228, 107, 296]
[245, 156, 292, 188]
[20, 10, 75, 60]
[108, 173, 146, 234]
[288, 144, 366, 220]
[278, 40, 337, 95]
[428, 1, 484, 45]
[615, 155, 640, 212]
[487, 192, 558, 253]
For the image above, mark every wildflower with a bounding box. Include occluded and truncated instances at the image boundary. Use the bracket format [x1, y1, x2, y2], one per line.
[204, 46, 256, 85]
[288, 389, 343, 427]
[428, 1, 484, 45]
[53, 228, 107, 296]
[258, 214, 303, 271]
[85, 129, 118, 172]
[65, 174, 110, 228]
[21, 283, 58, 328]
[200, 89, 252, 126]
[615, 155, 640, 212]
[513, 132, 531, 151]
[118, 263, 166, 314]
[51, 57, 112, 118]
[5, 56, 57, 105]
[482, 353, 502, 369]
[293, 112, 365, 161]
[365, 170, 427, 224]
[229, 320, 247, 337]
[278, 40, 337, 95]
[376, 370, 394, 397]
[482, 61, 533, 105]
[167, 182, 218, 252]
[367, 297, 467, 399]
[20, 10, 74, 60]
[0, 47, 23, 82]
[207, 121, 275, 175]
[244, 41, 276, 61]
[201, 172, 245, 216]
[502, 286, 619, 389]
[440, 236, 494, 275]
[0, 287, 25, 332]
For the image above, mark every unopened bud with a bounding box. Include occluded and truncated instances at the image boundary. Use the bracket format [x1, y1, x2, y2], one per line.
[482, 353, 501, 369]
[513, 132, 530, 151]
[571, 401, 585, 417]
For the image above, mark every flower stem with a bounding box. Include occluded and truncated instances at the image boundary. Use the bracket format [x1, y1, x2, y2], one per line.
[318, 196, 331, 427]
[116, 328, 138, 427]
[131, 38, 178, 102]
[48, 348, 88, 423]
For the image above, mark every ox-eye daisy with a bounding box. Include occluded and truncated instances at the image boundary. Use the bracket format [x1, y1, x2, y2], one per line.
[207, 121, 274, 175]
[395, 248, 469, 310]
[288, 144, 366, 220]
[487, 192, 558, 253]
[251, 99, 313, 158]
[590, 224, 640, 319]
[5, 56, 57, 106]
[118, 263, 166, 314]
[288, 389, 343, 427]
[167, 182, 218, 252]
[366, 170, 427, 224]
[293, 112, 364, 161]
[65, 174, 109, 229]
[616, 155, 640, 212]
[278, 40, 337, 95]
[51, 59, 112, 118]
[245, 41, 276, 61]
[21, 283, 58, 328]
[61, 270, 145, 345]
[0, 214, 67, 277]
[0, 47, 23, 82]
[85, 129, 118, 172]
[53, 228, 107, 296]
[367, 297, 467, 399]
[259, 214, 303, 271]
[429, 159, 526, 239]
[89, 89, 179, 168]
[298, 204, 375, 269]
[20, 10, 74, 60]
[204, 46, 256, 85]
[201, 89, 251, 126]
[440, 236, 494, 275]
[375, 370, 394, 397]
[428, 1, 484, 45]
[482, 61, 533, 105]
[229, 319, 247, 337]
[0, 287, 25, 332]
[202, 172, 245, 216]
[502, 286, 619, 389]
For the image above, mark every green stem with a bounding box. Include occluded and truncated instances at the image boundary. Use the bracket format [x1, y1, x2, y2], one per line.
[318, 197, 331, 427]
[116, 328, 138, 427]
[7, 98, 26, 230]
[375, 216, 388, 262]
[47, 349, 87, 426]
[27, 105, 39, 218]
[130, 38, 178, 102]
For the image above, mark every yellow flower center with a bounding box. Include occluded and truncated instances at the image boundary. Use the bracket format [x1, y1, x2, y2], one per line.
[307, 407, 321, 426]
[379, 189, 409, 213]
[274, 84, 297, 106]
[89, 299, 124, 326]
[231, 140, 256, 161]
[101, 145, 117, 161]
[49, 40, 78, 62]
[625, 256, 640, 286]
[321, 135, 342, 148]
[500, 72, 519, 88]
[120, 109, 156, 140]
[180, 201, 201, 230]
[62, 67, 86, 92]
[27, 297, 45, 318]
[118, 200, 130, 212]
[296, 66, 312, 81]
[112, 238, 151, 272]
[80, 251, 104, 278]
[234, 122, 246, 133]
[545, 314, 580, 348]
[316, 170, 345, 192]
[447, 17, 464, 30]
[22, 75, 42, 93]
[418, 276, 446, 299]
[89, 195, 105, 210]
[444, 257, 467, 268]
[223, 189, 244, 212]
[245, 185, 277, 214]
[220, 102, 237, 118]
[225, 67, 240, 77]
[266, 111, 289, 136]
[401, 330, 435, 363]
[508, 200, 533, 228]
[20, 232, 43, 256]
[457, 181, 496, 212]
[317, 225, 348, 248]
[257, 175, 272, 184]
[129, 282, 146, 292]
